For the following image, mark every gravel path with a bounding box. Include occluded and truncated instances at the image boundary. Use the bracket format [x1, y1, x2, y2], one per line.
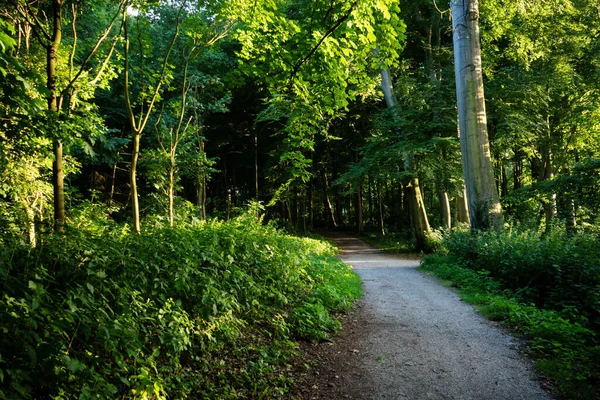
[306, 233, 551, 400]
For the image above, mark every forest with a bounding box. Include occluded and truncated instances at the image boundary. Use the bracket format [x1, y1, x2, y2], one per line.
[0, 0, 599, 398]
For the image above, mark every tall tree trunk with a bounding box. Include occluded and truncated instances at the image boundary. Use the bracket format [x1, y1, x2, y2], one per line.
[513, 149, 523, 191]
[196, 137, 206, 220]
[368, 177, 375, 226]
[322, 170, 337, 227]
[451, 0, 503, 230]
[457, 186, 470, 225]
[168, 154, 175, 227]
[356, 186, 364, 234]
[109, 163, 117, 206]
[123, 6, 181, 233]
[376, 181, 385, 235]
[540, 114, 556, 233]
[49, 0, 65, 231]
[500, 164, 508, 198]
[380, 69, 430, 244]
[130, 132, 141, 232]
[438, 189, 451, 230]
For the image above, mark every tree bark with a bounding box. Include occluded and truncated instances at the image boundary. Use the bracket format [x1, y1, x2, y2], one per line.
[168, 153, 175, 227]
[376, 181, 385, 235]
[321, 171, 336, 228]
[456, 186, 470, 225]
[368, 177, 375, 226]
[438, 189, 451, 230]
[49, 0, 65, 231]
[130, 132, 141, 232]
[451, 0, 503, 230]
[380, 69, 430, 243]
[356, 186, 364, 233]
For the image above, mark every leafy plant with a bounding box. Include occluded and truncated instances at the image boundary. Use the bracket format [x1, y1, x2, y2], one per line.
[0, 207, 361, 399]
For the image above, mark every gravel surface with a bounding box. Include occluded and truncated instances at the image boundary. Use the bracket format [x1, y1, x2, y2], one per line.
[293, 233, 551, 400]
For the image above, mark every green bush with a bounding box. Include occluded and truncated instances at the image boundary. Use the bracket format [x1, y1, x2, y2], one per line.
[0, 209, 361, 399]
[440, 228, 600, 327]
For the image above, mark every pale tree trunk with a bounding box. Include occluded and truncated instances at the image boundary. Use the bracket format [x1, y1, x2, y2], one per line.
[322, 171, 337, 228]
[438, 189, 451, 230]
[356, 186, 364, 234]
[123, 6, 182, 233]
[168, 154, 175, 227]
[451, 0, 502, 230]
[540, 113, 556, 232]
[49, 0, 65, 231]
[380, 69, 430, 246]
[376, 181, 385, 235]
[368, 177, 375, 226]
[129, 132, 141, 232]
[456, 186, 470, 225]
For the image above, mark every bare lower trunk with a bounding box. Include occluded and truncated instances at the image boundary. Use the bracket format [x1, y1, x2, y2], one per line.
[109, 163, 117, 206]
[438, 189, 451, 230]
[52, 140, 65, 231]
[376, 182, 385, 235]
[368, 178, 375, 226]
[451, 0, 503, 230]
[27, 206, 36, 247]
[356, 186, 364, 233]
[168, 157, 175, 227]
[130, 132, 141, 233]
[380, 69, 430, 241]
[322, 171, 337, 227]
[406, 180, 430, 251]
[457, 186, 470, 225]
[49, 1, 65, 231]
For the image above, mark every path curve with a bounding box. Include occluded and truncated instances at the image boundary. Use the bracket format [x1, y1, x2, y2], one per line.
[304, 233, 551, 400]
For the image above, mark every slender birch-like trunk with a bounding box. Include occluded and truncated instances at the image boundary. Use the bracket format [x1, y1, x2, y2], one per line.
[48, 0, 65, 231]
[380, 69, 430, 248]
[451, 0, 502, 230]
[456, 186, 470, 225]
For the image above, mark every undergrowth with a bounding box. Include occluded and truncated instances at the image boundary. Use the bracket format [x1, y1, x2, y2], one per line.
[421, 227, 600, 399]
[0, 208, 361, 399]
[360, 231, 420, 256]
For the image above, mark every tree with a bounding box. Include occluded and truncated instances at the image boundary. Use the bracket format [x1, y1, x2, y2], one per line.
[380, 68, 431, 249]
[451, 0, 502, 230]
[123, 1, 183, 233]
[9, 0, 125, 231]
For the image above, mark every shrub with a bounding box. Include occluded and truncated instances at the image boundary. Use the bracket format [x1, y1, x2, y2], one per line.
[0, 209, 361, 399]
[440, 228, 600, 327]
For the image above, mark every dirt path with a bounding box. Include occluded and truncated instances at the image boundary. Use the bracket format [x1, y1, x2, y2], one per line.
[293, 233, 551, 400]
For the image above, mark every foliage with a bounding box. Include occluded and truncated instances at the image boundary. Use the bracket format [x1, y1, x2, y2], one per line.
[438, 228, 600, 325]
[0, 207, 361, 399]
[361, 231, 418, 256]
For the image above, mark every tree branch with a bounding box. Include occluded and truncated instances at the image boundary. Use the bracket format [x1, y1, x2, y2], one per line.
[288, 1, 356, 84]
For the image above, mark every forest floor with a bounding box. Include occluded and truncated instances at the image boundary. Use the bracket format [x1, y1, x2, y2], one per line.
[290, 233, 553, 400]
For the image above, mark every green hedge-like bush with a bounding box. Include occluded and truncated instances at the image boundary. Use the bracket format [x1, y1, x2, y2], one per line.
[441, 228, 600, 327]
[0, 211, 361, 399]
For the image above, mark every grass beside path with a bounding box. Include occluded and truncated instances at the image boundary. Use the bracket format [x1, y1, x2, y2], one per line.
[360, 232, 422, 258]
